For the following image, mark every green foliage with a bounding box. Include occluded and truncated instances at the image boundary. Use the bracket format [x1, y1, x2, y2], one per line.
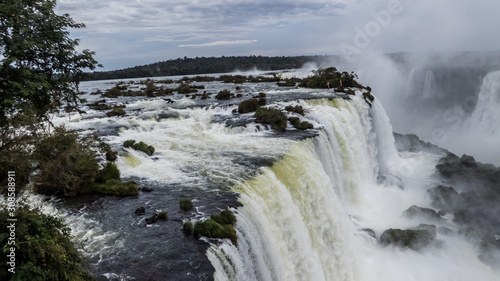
[102, 84, 127, 98]
[179, 199, 193, 211]
[85, 179, 138, 196]
[194, 219, 237, 245]
[88, 55, 338, 81]
[0, 206, 95, 281]
[299, 67, 363, 89]
[288, 117, 314, 130]
[363, 92, 375, 106]
[158, 211, 168, 220]
[33, 127, 135, 197]
[123, 140, 155, 156]
[194, 210, 237, 244]
[96, 162, 120, 182]
[0, 133, 34, 195]
[285, 105, 304, 116]
[215, 89, 232, 100]
[277, 79, 297, 87]
[0, 0, 100, 127]
[106, 105, 126, 117]
[211, 210, 237, 225]
[175, 83, 198, 94]
[238, 99, 260, 113]
[220, 75, 246, 84]
[34, 127, 100, 197]
[254, 108, 288, 131]
[183, 221, 194, 234]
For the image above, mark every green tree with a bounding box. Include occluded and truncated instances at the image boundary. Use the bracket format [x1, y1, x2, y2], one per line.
[0, 205, 96, 281]
[0, 0, 100, 128]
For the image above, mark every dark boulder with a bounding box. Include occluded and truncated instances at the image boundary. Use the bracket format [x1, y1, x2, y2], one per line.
[427, 185, 464, 213]
[134, 206, 145, 216]
[146, 214, 159, 224]
[360, 228, 376, 239]
[106, 150, 118, 161]
[139, 187, 154, 192]
[380, 224, 437, 250]
[402, 205, 444, 222]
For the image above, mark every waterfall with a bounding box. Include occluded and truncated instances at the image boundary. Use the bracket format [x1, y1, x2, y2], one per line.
[207, 96, 394, 281]
[469, 70, 500, 135]
[422, 69, 436, 99]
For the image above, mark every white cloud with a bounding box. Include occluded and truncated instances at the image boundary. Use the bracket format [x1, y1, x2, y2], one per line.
[179, 40, 258, 48]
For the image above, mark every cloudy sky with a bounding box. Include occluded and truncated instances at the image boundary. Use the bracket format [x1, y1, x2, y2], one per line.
[56, 0, 500, 71]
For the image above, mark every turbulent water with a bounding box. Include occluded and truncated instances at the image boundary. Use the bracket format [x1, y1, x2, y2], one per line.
[31, 69, 500, 281]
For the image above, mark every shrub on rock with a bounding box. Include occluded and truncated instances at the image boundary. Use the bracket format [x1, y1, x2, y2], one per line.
[123, 140, 155, 156]
[194, 219, 237, 245]
[215, 89, 232, 100]
[238, 98, 260, 113]
[106, 105, 126, 117]
[285, 105, 304, 116]
[254, 108, 287, 131]
[158, 211, 168, 220]
[183, 221, 194, 234]
[179, 199, 194, 211]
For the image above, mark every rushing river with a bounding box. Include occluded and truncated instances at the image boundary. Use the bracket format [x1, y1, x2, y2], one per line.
[28, 70, 500, 281]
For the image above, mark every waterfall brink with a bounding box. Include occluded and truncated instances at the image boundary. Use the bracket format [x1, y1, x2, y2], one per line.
[208, 96, 397, 281]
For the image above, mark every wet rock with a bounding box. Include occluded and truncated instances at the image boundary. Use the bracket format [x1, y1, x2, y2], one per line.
[106, 150, 117, 161]
[380, 224, 437, 250]
[402, 205, 444, 222]
[134, 206, 145, 216]
[139, 187, 154, 192]
[427, 185, 464, 213]
[146, 214, 159, 224]
[438, 226, 455, 236]
[360, 228, 376, 238]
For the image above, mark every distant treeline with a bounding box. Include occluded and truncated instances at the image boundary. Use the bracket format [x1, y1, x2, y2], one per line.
[87, 55, 341, 81]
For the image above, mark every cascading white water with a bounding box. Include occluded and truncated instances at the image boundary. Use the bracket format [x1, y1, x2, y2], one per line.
[207, 96, 382, 281]
[469, 70, 500, 135]
[422, 69, 436, 99]
[207, 94, 500, 281]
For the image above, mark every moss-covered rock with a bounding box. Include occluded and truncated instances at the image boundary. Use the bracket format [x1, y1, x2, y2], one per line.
[285, 105, 304, 116]
[238, 98, 260, 113]
[194, 219, 237, 245]
[210, 210, 237, 225]
[215, 89, 232, 100]
[363, 92, 375, 106]
[105, 150, 118, 161]
[299, 67, 363, 89]
[254, 108, 287, 131]
[158, 211, 168, 220]
[106, 105, 126, 117]
[288, 117, 313, 130]
[123, 140, 155, 156]
[179, 199, 194, 211]
[379, 224, 437, 250]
